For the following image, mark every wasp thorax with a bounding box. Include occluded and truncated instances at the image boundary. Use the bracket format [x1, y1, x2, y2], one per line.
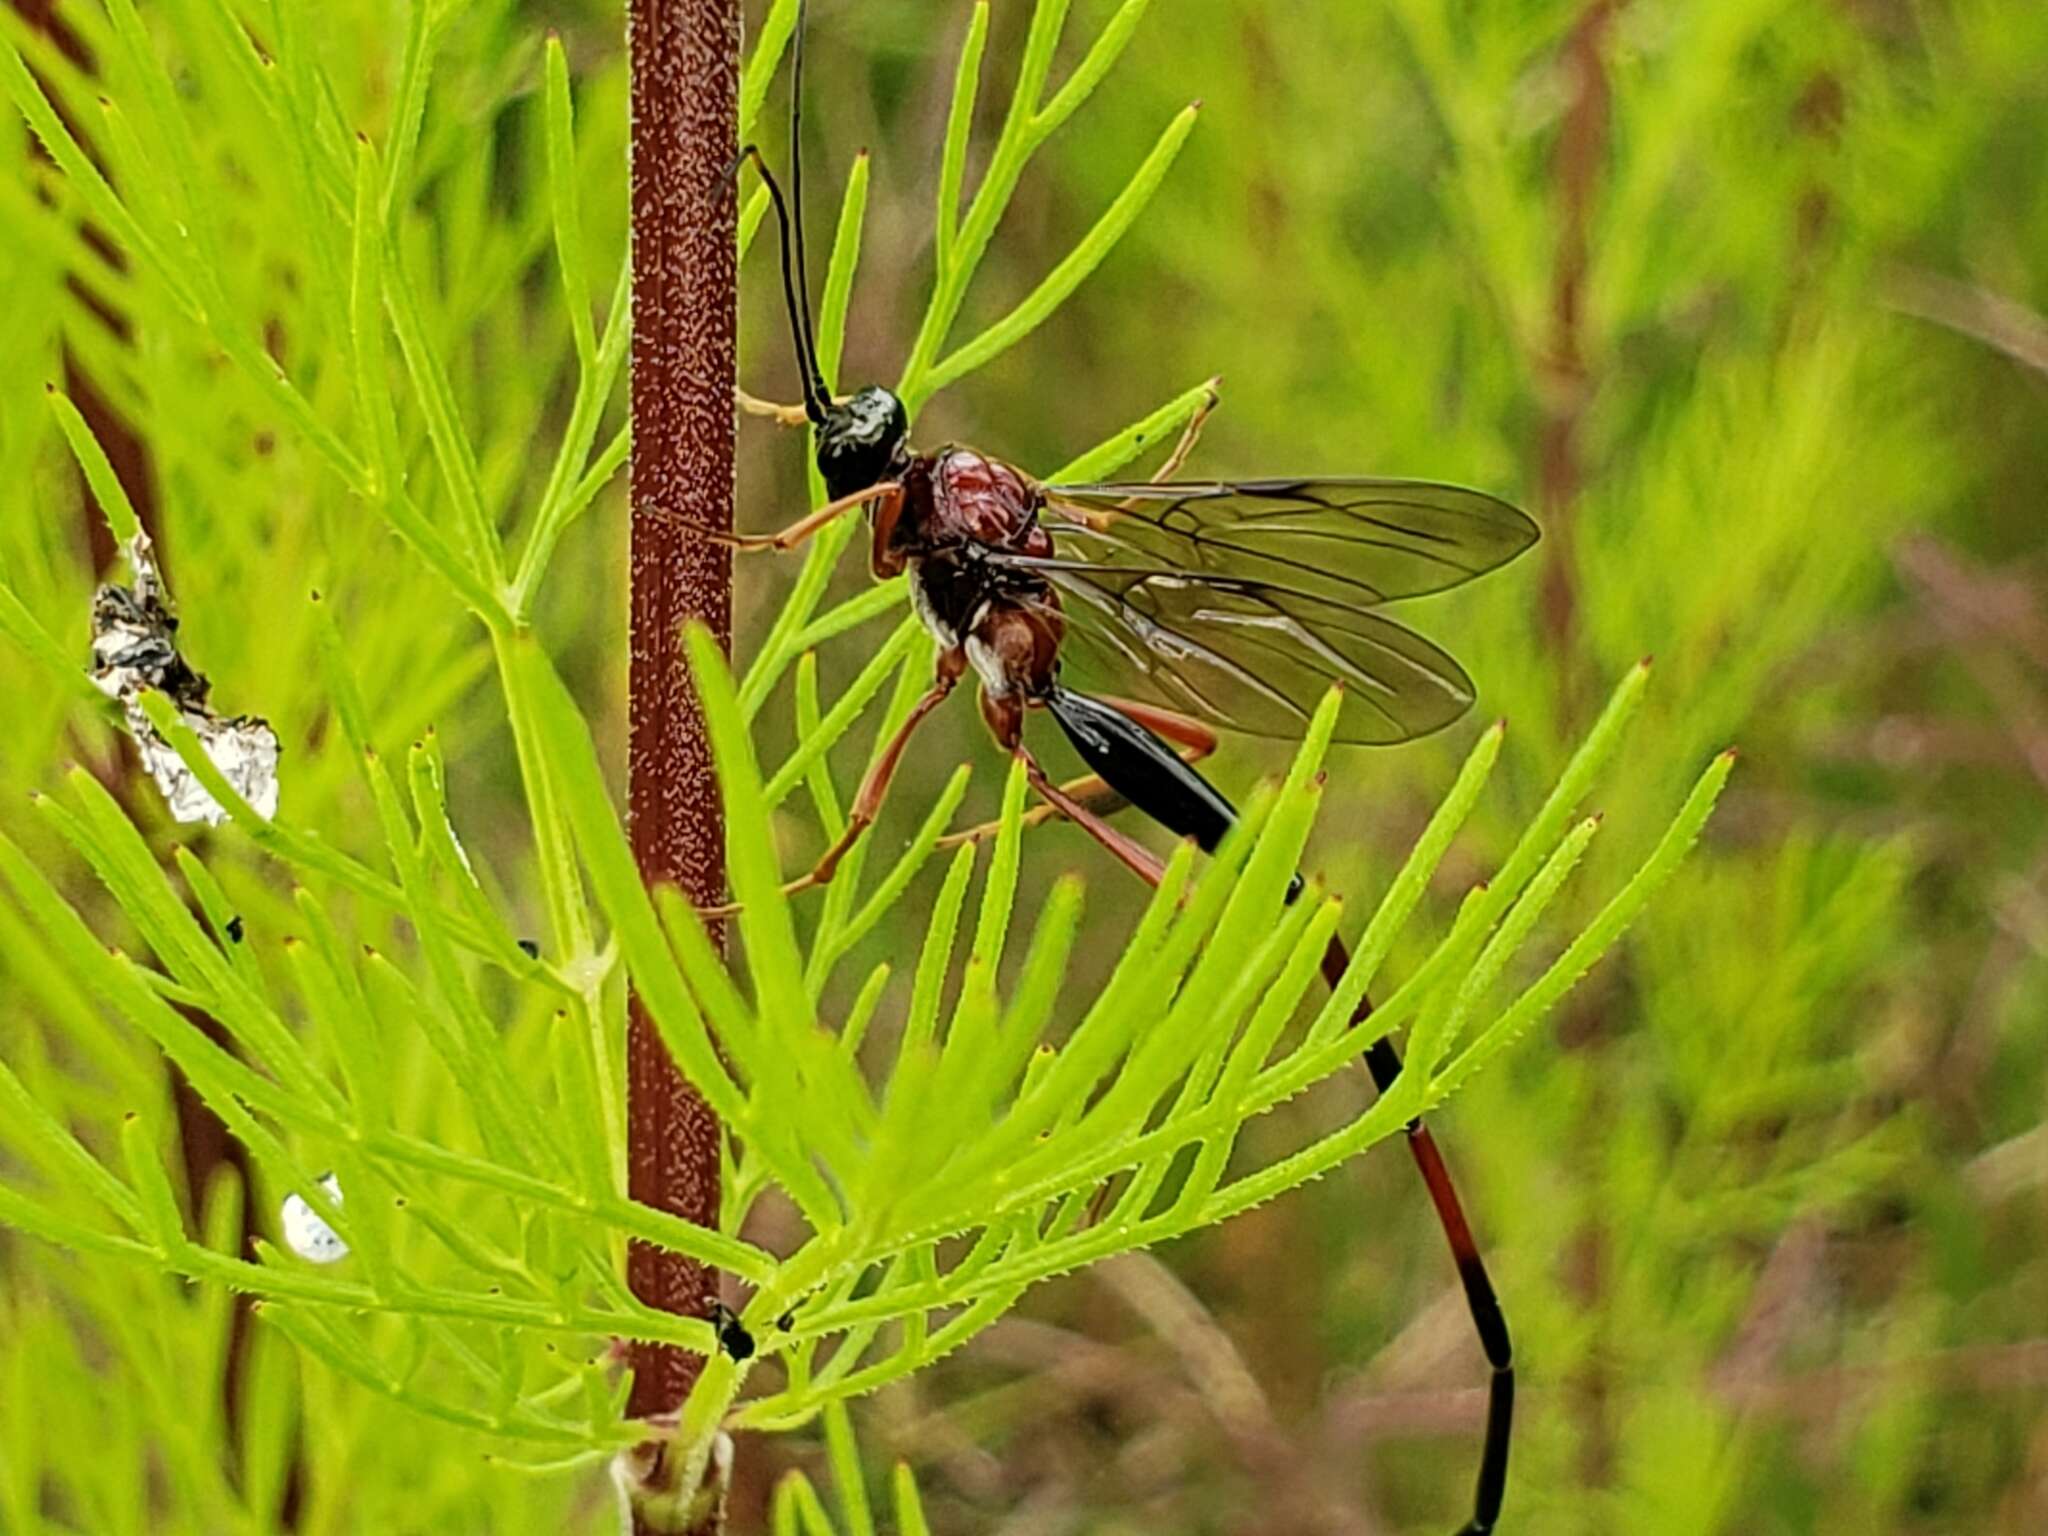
[816, 385, 909, 502]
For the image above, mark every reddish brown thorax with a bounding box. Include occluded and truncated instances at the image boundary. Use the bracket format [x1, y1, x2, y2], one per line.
[899, 448, 1049, 555]
[877, 446, 1064, 719]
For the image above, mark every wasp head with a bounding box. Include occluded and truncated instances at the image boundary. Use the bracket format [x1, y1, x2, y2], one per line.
[815, 386, 909, 503]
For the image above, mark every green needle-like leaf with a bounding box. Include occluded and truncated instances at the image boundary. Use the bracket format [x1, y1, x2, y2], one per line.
[46, 389, 143, 548]
[545, 35, 596, 370]
[918, 103, 1201, 403]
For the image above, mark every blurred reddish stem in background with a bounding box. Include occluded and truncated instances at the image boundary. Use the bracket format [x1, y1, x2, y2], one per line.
[1542, 0, 1620, 1504]
[625, 0, 736, 1524]
[11, 0, 282, 1511]
[1536, 0, 1619, 698]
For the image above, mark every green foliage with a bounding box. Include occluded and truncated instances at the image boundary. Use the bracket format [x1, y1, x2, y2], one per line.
[5, 0, 2035, 1533]
[0, 0, 1713, 1521]
[904, 2, 2041, 1530]
[764, 1405, 934, 1536]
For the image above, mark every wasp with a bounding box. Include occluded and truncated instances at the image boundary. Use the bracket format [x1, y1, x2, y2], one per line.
[688, 8, 1533, 1528]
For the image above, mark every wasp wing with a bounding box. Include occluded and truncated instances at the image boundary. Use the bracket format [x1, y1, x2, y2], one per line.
[996, 557, 1478, 744]
[1038, 477, 1537, 607]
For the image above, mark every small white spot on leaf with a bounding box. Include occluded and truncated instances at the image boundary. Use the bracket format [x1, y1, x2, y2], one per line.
[279, 1172, 348, 1264]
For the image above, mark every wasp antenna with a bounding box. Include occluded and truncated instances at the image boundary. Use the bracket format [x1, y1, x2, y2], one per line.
[787, 0, 829, 413]
[735, 144, 829, 426]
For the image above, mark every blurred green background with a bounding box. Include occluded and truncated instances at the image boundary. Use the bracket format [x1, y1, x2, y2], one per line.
[4, 0, 2047, 1531]
[762, 4, 2048, 1528]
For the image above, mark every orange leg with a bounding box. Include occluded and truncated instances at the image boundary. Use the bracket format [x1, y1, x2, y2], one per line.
[976, 688, 1176, 890]
[735, 388, 812, 426]
[988, 685, 1513, 1534]
[1017, 746, 1172, 890]
[696, 653, 964, 918]
[736, 386, 860, 425]
[1142, 378, 1220, 486]
[1091, 696, 1219, 753]
[797, 651, 966, 886]
[938, 697, 1218, 851]
[646, 480, 898, 554]
[802, 685, 950, 884]
[1058, 382, 1224, 530]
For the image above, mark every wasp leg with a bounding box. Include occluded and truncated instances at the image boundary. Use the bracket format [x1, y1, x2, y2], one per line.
[795, 651, 965, 886]
[698, 651, 963, 919]
[1143, 376, 1222, 485]
[1016, 747, 1172, 888]
[974, 688, 1172, 886]
[1027, 687, 1513, 1529]
[937, 697, 1219, 851]
[1331, 945, 1515, 1536]
[1090, 695, 1219, 753]
[651, 479, 899, 553]
[736, 387, 857, 425]
[1086, 380, 1224, 520]
[694, 655, 964, 919]
[934, 775, 1135, 850]
[735, 387, 812, 426]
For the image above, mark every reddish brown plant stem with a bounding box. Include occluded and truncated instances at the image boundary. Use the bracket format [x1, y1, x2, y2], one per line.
[625, 0, 737, 1518]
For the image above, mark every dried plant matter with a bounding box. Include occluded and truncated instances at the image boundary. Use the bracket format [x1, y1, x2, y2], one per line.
[89, 530, 280, 826]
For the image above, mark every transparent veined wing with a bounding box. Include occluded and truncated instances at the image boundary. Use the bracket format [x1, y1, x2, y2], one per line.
[1039, 477, 1537, 607]
[994, 557, 1480, 744]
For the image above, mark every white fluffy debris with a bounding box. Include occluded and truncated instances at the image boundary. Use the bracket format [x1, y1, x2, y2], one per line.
[88, 530, 280, 826]
[279, 1172, 349, 1264]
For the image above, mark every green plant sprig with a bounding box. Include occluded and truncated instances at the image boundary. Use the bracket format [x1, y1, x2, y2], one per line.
[0, 0, 1728, 1491]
